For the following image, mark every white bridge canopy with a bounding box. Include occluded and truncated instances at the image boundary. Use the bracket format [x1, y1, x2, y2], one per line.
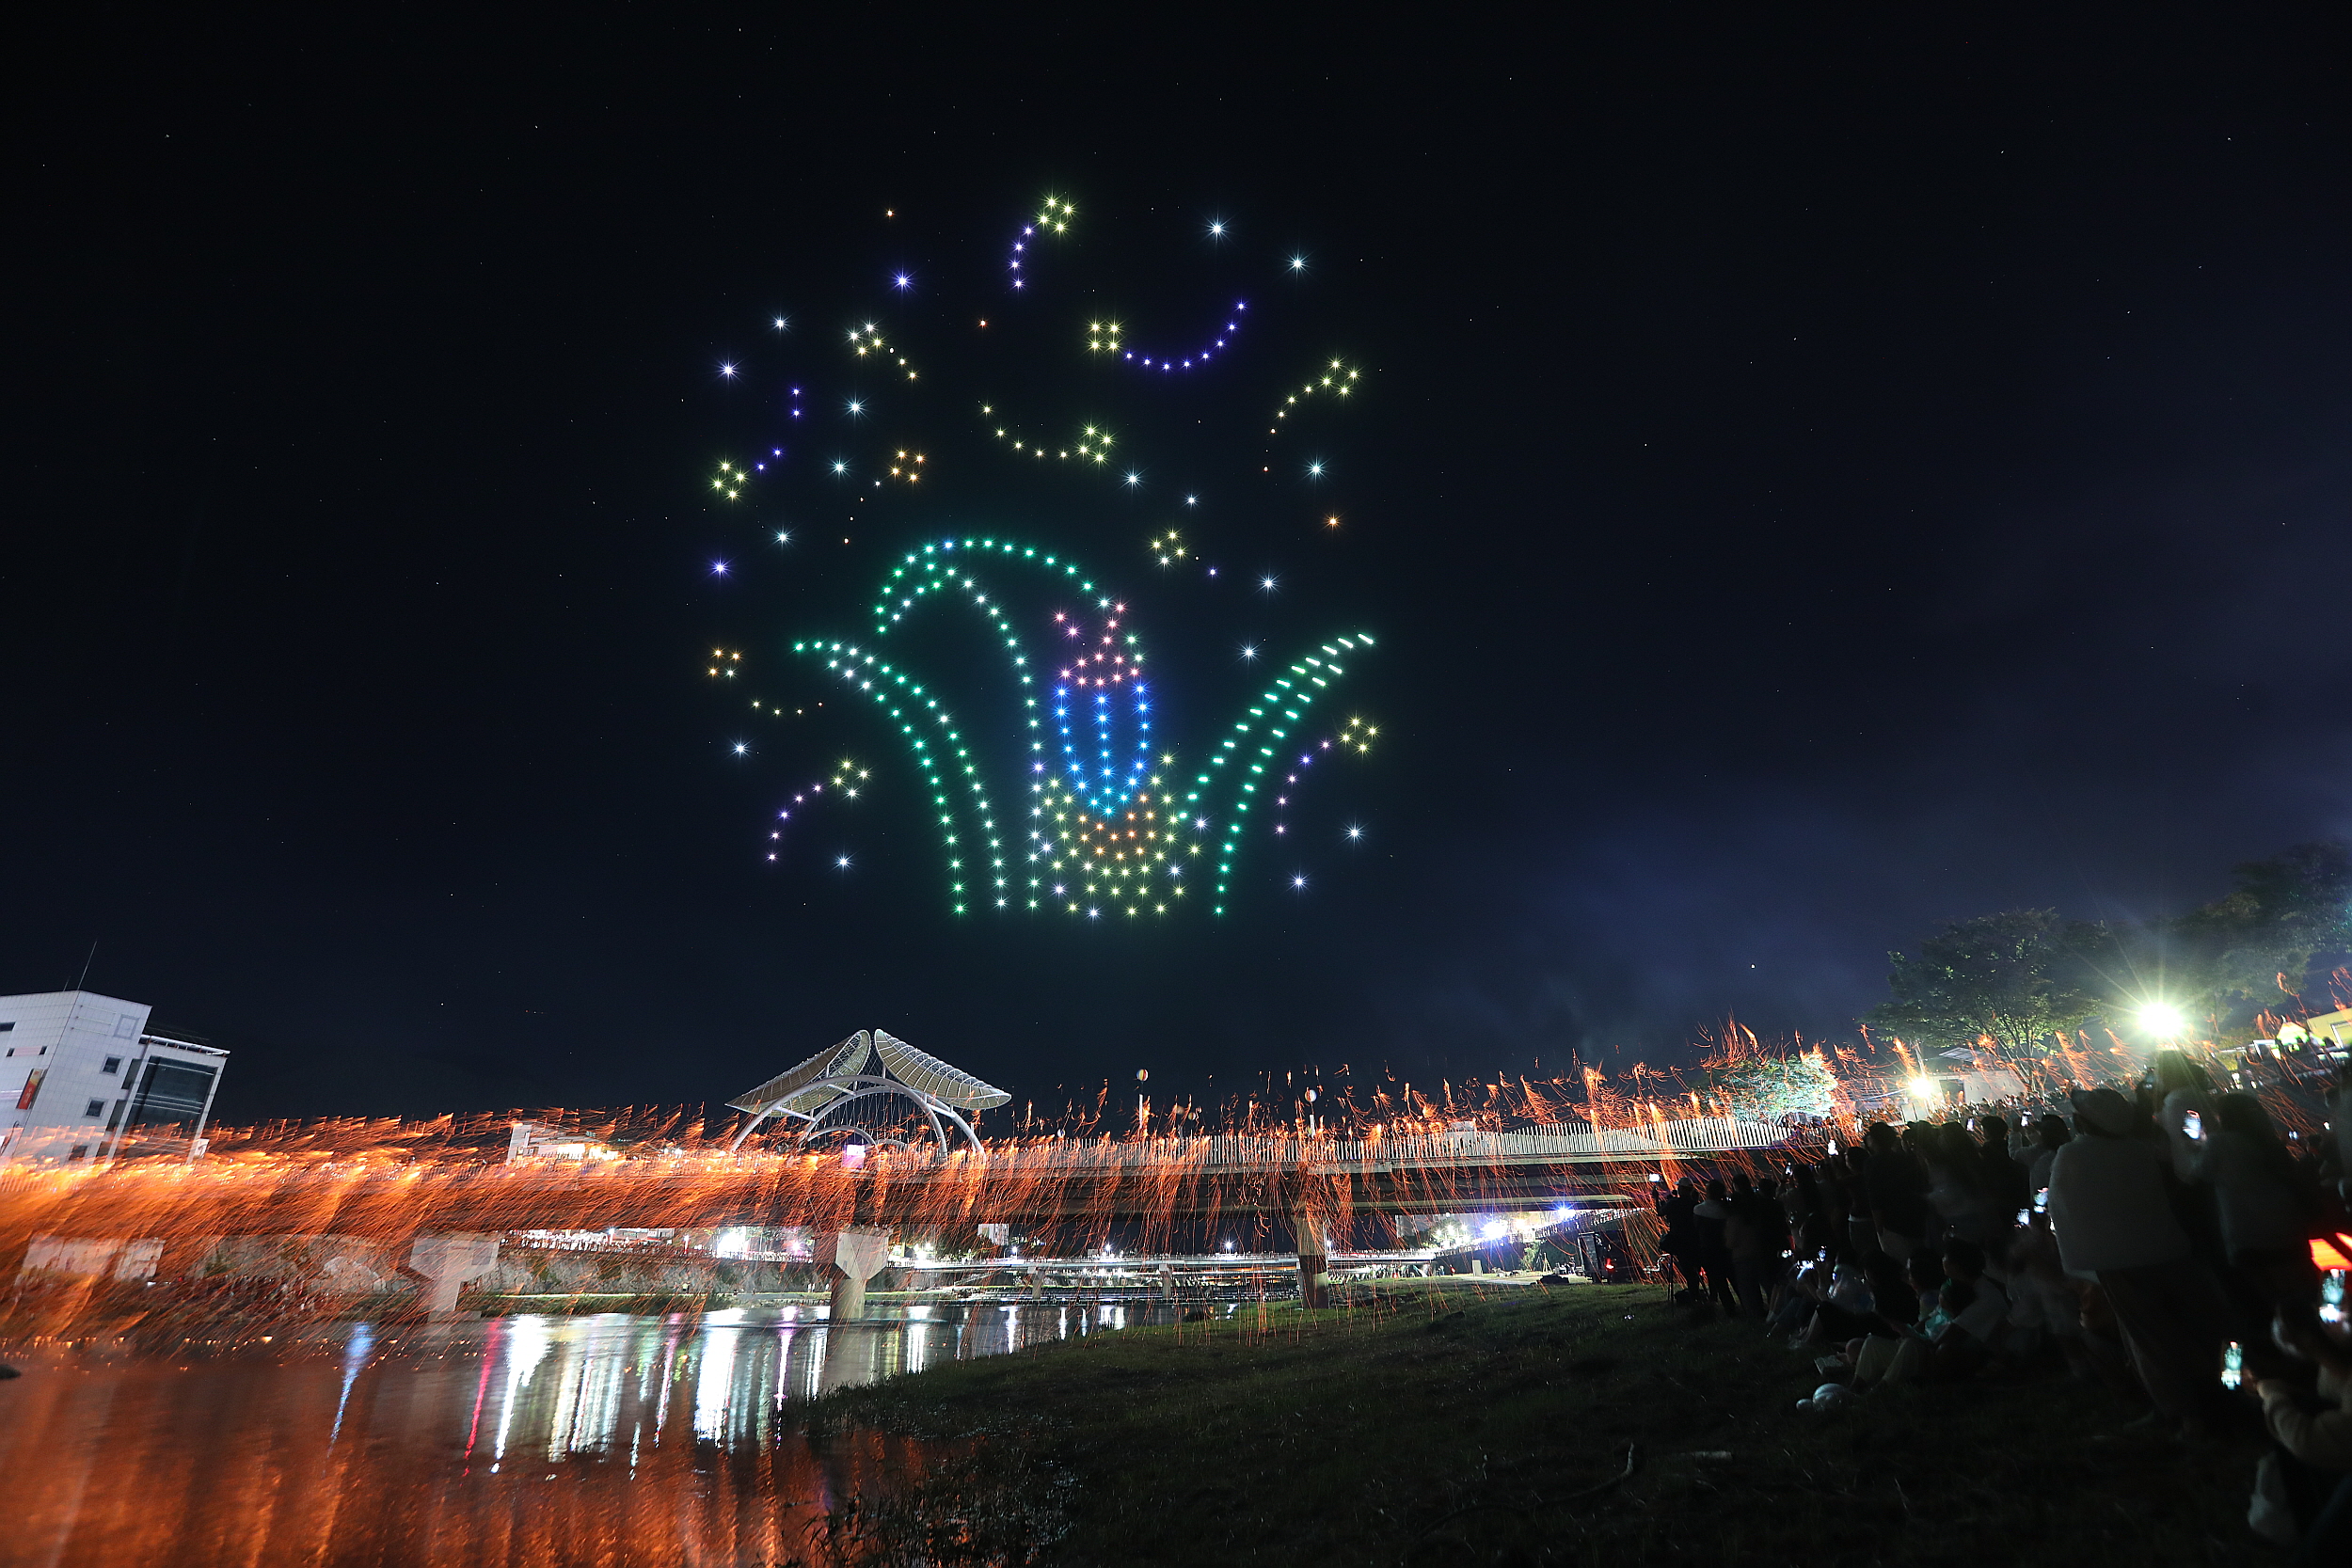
[725, 1028, 1008, 1152]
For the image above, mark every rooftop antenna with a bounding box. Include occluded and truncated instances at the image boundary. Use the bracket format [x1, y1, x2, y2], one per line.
[71, 939, 98, 994]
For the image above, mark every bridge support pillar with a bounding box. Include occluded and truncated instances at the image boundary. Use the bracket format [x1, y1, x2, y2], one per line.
[1294, 1214, 1331, 1309]
[406, 1233, 500, 1321]
[818, 1227, 891, 1323]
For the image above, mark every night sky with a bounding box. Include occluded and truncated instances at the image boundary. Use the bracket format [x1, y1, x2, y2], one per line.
[12, 10, 2350, 1126]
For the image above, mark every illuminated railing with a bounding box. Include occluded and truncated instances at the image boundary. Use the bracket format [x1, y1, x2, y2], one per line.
[947, 1117, 1788, 1177]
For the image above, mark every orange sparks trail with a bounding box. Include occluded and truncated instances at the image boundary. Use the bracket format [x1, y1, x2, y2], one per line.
[6, 1035, 2329, 1344]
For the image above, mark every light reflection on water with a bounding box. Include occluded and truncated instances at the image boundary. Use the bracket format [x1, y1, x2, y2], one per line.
[0, 1302, 1183, 1567]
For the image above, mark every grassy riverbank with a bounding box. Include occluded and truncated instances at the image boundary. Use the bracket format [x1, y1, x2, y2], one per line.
[815, 1279, 2274, 1566]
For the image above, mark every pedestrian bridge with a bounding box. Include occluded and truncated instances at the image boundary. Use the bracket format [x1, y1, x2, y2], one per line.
[3, 1116, 1791, 1315]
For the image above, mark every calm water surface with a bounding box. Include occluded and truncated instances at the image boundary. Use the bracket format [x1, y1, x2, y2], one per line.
[1, 1302, 1182, 1567]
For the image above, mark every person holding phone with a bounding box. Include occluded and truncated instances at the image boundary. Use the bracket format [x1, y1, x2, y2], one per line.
[2047, 1087, 2234, 1431]
[2187, 1092, 2322, 1309]
[2249, 1308, 2352, 1561]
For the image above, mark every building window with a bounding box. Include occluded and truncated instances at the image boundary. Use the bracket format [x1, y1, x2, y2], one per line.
[102, 1056, 121, 1074]
[85, 1099, 106, 1117]
[0, 1021, 14, 1031]
[69, 1145, 88, 1161]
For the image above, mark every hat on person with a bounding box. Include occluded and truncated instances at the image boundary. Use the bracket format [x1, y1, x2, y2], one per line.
[2071, 1087, 2136, 1137]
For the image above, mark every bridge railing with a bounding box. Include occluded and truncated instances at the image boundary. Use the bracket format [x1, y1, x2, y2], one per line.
[946, 1117, 1787, 1177]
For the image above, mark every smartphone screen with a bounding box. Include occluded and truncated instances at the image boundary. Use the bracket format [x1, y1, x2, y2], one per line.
[2015, 1208, 2031, 1226]
[2323, 1270, 2347, 1327]
[2184, 1111, 2204, 1141]
[1827, 1139, 1839, 1156]
[2221, 1340, 2244, 1390]
[2033, 1187, 2049, 1213]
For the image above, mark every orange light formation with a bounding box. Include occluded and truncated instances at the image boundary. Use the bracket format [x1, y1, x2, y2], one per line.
[6, 1030, 2328, 1344]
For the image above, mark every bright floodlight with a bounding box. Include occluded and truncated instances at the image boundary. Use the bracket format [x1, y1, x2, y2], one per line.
[731, 741, 748, 756]
[847, 400, 864, 416]
[720, 362, 737, 377]
[1908, 1076, 1937, 1099]
[1289, 255, 1306, 271]
[2137, 1002, 2189, 1038]
[835, 855, 851, 869]
[710, 561, 729, 576]
[1208, 220, 1226, 238]
[893, 273, 912, 290]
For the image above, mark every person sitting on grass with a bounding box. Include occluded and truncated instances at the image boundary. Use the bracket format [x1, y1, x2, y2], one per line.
[2249, 1306, 2352, 1562]
[1798, 1249, 1914, 1347]
[1923, 1236, 2010, 1380]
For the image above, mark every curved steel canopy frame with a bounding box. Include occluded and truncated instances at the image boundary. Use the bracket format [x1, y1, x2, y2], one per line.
[728, 1072, 983, 1155]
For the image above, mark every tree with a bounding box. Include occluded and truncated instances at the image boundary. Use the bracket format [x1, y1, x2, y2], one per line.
[2172, 839, 2352, 1010]
[1866, 909, 2101, 1065]
[1701, 1051, 1841, 1119]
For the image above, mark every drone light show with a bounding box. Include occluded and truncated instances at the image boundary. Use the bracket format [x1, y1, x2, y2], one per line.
[698, 194, 1380, 919]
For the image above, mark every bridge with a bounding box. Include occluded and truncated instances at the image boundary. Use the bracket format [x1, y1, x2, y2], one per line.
[3, 1116, 1794, 1316]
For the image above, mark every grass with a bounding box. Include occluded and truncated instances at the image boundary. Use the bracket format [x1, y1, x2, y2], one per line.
[811, 1280, 2279, 1567]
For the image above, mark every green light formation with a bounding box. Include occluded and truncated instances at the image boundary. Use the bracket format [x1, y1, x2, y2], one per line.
[790, 536, 1373, 919]
[787, 639, 1005, 916]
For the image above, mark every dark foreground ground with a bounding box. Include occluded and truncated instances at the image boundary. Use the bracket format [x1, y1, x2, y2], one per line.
[813, 1279, 2275, 1567]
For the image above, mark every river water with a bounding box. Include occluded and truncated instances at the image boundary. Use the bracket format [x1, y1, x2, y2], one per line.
[0, 1301, 1186, 1567]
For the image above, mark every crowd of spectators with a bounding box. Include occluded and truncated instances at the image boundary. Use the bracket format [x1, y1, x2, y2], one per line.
[1653, 1053, 2352, 1560]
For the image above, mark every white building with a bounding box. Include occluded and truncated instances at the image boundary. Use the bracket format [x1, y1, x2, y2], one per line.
[0, 990, 227, 1164]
